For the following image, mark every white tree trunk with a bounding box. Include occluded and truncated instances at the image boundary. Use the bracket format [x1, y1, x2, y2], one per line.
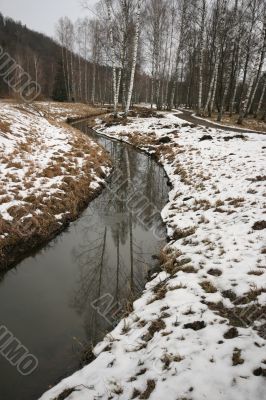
[209, 62, 219, 115]
[246, 14, 266, 115]
[197, 0, 206, 115]
[125, 0, 142, 115]
[254, 74, 266, 117]
[238, 16, 266, 124]
[217, 0, 239, 121]
[106, 0, 119, 114]
[204, 48, 220, 115]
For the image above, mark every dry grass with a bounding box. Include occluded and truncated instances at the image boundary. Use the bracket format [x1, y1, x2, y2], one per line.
[252, 220, 266, 230]
[53, 388, 77, 400]
[227, 197, 245, 207]
[147, 318, 166, 339]
[0, 103, 111, 270]
[207, 112, 266, 133]
[148, 281, 168, 303]
[0, 120, 11, 133]
[234, 286, 266, 305]
[207, 297, 266, 339]
[139, 380, 156, 399]
[247, 270, 264, 276]
[36, 102, 107, 122]
[159, 246, 182, 274]
[200, 280, 218, 293]
[224, 327, 239, 339]
[161, 353, 184, 369]
[128, 131, 156, 149]
[232, 348, 244, 366]
[207, 268, 222, 277]
[172, 226, 196, 241]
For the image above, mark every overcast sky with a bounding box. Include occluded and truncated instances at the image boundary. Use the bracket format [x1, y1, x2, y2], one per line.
[1, 0, 98, 38]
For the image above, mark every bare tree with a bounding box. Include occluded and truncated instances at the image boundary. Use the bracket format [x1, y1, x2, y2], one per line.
[197, 0, 206, 115]
[125, 0, 143, 115]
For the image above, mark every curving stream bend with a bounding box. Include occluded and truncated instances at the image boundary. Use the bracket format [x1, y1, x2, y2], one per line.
[0, 121, 169, 400]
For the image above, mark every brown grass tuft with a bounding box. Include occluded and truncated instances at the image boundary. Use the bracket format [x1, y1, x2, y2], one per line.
[139, 380, 156, 399]
[200, 280, 217, 293]
[172, 226, 196, 241]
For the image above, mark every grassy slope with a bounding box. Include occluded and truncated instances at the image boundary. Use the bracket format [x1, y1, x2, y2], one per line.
[0, 101, 111, 270]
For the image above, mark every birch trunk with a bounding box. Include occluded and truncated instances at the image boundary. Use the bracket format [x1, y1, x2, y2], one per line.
[165, 6, 175, 110]
[169, 49, 180, 109]
[254, 75, 266, 117]
[84, 26, 88, 102]
[106, 0, 119, 114]
[229, 43, 240, 116]
[204, 48, 220, 115]
[217, 0, 239, 121]
[125, 0, 142, 115]
[65, 49, 71, 101]
[237, 0, 257, 112]
[197, 0, 206, 116]
[169, 0, 187, 110]
[246, 14, 266, 115]
[92, 61, 96, 105]
[70, 51, 75, 101]
[209, 60, 219, 116]
[238, 16, 266, 123]
[115, 68, 122, 110]
[78, 53, 82, 100]
[204, 0, 227, 116]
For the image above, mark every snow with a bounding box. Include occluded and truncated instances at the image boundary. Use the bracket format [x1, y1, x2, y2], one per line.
[38, 110, 265, 400]
[189, 110, 266, 134]
[0, 102, 111, 248]
[35, 101, 108, 122]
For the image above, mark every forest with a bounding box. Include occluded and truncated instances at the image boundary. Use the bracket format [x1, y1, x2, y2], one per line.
[1, 0, 266, 124]
[0, 1, 265, 400]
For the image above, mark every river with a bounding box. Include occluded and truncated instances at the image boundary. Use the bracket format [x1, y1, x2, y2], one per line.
[0, 121, 169, 400]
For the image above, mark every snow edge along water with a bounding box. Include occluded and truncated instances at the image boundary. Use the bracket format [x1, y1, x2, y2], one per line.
[40, 109, 266, 400]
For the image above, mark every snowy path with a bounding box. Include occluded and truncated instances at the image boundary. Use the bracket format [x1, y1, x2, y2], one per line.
[178, 109, 266, 134]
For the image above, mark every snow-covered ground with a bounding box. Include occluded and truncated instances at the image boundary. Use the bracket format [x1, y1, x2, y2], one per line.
[0, 102, 111, 267]
[40, 111, 266, 400]
[35, 101, 108, 122]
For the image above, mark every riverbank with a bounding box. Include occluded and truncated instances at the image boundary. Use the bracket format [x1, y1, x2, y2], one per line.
[41, 109, 265, 400]
[0, 102, 111, 270]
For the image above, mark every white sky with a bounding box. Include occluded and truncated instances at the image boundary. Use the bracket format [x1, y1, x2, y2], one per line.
[0, 0, 98, 38]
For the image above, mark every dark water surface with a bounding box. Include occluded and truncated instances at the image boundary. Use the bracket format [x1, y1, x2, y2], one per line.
[0, 121, 169, 400]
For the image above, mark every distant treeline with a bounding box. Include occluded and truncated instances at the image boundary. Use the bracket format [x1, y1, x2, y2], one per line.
[0, 13, 148, 105]
[0, 13, 60, 100]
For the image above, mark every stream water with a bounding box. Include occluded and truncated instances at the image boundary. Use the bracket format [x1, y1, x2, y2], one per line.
[0, 121, 169, 400]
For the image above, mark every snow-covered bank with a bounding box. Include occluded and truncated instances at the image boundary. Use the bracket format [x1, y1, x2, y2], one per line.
[35, 101, 108, 122]
[40, 111, 265, 400]
[0, 102, 111, 269]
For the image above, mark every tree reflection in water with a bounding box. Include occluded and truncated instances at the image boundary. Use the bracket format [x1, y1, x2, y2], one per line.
[70, 123, 168, 349]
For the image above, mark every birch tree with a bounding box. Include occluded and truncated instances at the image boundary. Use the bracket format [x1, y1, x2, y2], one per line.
[106, 0, 121, 114]
[238, 4, 266, 124]
[125, 0, 143, 115]
[203, 0, 227, 116]
[246, 10, 266, 115]
[169, 0, 189, 110]
[217, 0, 239, 122]
[197, 0, 206, 115]
[254, 73, 266, 117]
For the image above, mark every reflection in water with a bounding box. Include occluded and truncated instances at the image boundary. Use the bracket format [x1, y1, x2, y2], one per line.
[0, 121, 169, 400]
[70, 123, 168, 346]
